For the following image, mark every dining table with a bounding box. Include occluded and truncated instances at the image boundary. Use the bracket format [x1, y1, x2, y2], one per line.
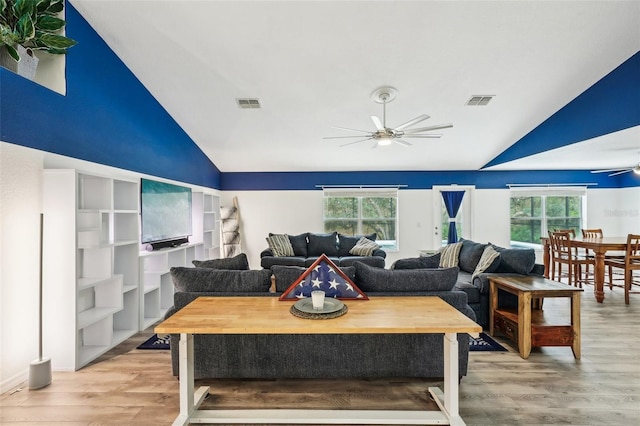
[542, 236, 629, 303]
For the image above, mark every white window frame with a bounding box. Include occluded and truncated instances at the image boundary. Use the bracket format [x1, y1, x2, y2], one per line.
[323, 188, 399, 251]
[509, 187, 587, 248]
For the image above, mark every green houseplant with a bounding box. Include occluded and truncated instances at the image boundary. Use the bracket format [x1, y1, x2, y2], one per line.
[0, 0, 77, 63]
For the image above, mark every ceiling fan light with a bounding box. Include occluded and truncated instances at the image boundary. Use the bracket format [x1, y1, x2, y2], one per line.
[377, 137, 392, 146]
[633, 165, 640, 175]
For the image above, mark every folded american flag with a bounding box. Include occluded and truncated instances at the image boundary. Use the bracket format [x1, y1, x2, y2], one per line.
[279, 254, 368, 300]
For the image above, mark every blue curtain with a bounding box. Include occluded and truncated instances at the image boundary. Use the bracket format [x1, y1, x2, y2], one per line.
[441, 191, 466, 244]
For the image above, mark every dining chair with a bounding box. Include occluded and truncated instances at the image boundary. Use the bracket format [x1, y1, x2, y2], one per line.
[548, 231, 591, 288]
[604, 234, 640, 304]
[581, 228, 624, 289]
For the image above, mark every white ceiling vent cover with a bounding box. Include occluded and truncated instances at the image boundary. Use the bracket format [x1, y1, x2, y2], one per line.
[236, 98, 261, 109]
[466, 95, 494, 106]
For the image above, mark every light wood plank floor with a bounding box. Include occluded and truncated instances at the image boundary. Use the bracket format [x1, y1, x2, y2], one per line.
[2, 287, 639, 425]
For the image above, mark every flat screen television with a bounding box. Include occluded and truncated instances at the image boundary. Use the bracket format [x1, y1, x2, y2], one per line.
[140, 178, 192, 246]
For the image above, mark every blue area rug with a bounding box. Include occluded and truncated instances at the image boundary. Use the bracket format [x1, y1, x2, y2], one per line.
[137, 334, 170, 350]
[469, 333, 507, 352]
[137, 332, 507, 352]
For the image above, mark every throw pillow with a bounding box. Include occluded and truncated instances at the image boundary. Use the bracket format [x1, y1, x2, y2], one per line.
[170, 267, 272, 293]
[349, 237, 381, 256]
[287, 232, 309, 257]
[391, 253, 441, 270]
[338, 233, 377, 257]
[490, 243, 536, 275]
[438, 242, 463, 268]
[472, 246, 501, 278]
[272, 264, 356, 293]
[457, 239, 488, 274]
[307, 232, 339, 257]
[354, 262, 458, 292]
[266, 234, 295, 257]
[192, 253, 249, 270]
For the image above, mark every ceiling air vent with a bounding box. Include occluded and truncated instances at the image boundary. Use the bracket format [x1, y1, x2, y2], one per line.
[466, 95, 494, 106]
[236, 98, 261, 109]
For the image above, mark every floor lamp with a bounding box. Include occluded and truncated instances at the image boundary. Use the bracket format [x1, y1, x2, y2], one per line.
[29, 213, 51, 389]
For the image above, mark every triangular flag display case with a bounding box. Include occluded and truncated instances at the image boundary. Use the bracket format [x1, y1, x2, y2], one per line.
[279, 254, 368, 300]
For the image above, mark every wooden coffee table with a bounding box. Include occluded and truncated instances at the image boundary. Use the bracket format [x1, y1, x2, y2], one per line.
[489, 276, 583, 359]
[155, 296, 481, 425]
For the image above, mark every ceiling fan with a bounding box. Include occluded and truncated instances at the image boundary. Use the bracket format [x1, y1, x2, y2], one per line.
[323, 86, 452, 148]
[590, 162, 640, 177]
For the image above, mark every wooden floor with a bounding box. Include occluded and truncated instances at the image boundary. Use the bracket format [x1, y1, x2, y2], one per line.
[2, 287, 639, 425]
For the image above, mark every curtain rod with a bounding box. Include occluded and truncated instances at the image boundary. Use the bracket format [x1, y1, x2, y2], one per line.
[506, 183, 597, 188]
[315, 185, 408, 189]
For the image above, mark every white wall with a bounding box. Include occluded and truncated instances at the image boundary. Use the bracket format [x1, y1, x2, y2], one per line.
[586, 187, 640, 235]
[0, 143, 44, 392]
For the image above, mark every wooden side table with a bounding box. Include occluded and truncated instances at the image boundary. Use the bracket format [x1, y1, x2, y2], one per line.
[489, 276, 583, 359]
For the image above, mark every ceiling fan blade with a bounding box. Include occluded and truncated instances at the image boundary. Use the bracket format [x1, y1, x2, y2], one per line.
[394, 114, 430, 131]
[608, 169, 633, 176]
[402, 134, 443, 138]
[323, 135, 374, 139]
[404, 123, 453, 133]
[339, 137, 373, 147]
[331, 126, 373, 133]
[371, 115, 384, 131]
[394, 139, 412, 147]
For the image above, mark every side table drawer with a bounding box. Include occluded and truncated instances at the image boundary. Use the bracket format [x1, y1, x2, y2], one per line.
[494, 312, 518, 342]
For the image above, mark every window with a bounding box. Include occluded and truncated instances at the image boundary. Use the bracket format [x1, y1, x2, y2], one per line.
[323, 189, 398, 250]
[510, 188, 585, 247]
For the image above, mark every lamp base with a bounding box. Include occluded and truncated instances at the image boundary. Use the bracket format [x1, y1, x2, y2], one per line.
[28, 358, 52, 390]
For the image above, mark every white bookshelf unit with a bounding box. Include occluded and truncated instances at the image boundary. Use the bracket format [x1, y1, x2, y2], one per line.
[138, 190, 220, 330]
[42, 170, 140, 371]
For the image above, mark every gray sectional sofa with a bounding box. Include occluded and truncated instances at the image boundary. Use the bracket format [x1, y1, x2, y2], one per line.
[391, 239, 544, 328]
[165, 259, 475, 380]
[260, 232, 386, 269]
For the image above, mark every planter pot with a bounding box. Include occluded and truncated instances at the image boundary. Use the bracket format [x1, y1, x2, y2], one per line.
[0, 45, 39, 80]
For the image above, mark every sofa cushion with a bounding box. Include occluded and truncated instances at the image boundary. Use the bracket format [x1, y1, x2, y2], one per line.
[272, 265, 356, 292]
[307, 232, 339, 256]
[472, 245, 501, 278]
[490, 244, 536, 275]
[170, 267, 272, 293]
[391, 253, 441, 270]
[338, 233, 377, 257]
[192, 253, 249, 270]
[266, 234, 295, 257]
[287, 232, 309, 257]
[458, 239, 487, 273]
[339, 256, 386, 268]
[262, 256, 307, 269]
[439, 242, 462, 268]
[349, 237, 380, 256]
[354, 262, 459, 292]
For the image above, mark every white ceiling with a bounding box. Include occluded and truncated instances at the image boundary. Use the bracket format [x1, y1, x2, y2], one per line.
[70, 0, 640, 173]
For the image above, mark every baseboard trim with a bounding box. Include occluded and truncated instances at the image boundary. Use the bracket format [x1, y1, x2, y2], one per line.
[1, 368, 28, 394]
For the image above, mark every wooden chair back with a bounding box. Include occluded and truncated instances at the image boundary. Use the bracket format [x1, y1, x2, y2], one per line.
[582, 228, 604, 238]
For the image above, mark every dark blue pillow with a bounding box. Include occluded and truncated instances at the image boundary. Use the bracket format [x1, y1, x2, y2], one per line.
[490, 244, 536, 275]
[338, 233, 377, 257]
[354, 262, 458, 292]
[288, 233, 308, 257]
[307, 232, 339, 257]
[391, 253, 441, 270]
[458, 239, 487, 273]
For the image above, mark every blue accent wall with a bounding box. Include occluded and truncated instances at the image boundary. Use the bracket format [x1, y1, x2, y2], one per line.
[0, 5, 637, 191]
[0, 4, 221, 189]
[484, 51, 640, 169]
[221, 169, 637, 190]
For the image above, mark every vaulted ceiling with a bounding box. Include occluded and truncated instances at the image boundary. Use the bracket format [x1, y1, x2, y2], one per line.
[69, 1, 640, 173]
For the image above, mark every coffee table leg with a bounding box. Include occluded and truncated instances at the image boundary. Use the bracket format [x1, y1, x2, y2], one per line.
[518, 293, 532, 359]
[174, 333, 210, 426]
[442, 333, 465, 425]
[571, 292, 581, 359]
